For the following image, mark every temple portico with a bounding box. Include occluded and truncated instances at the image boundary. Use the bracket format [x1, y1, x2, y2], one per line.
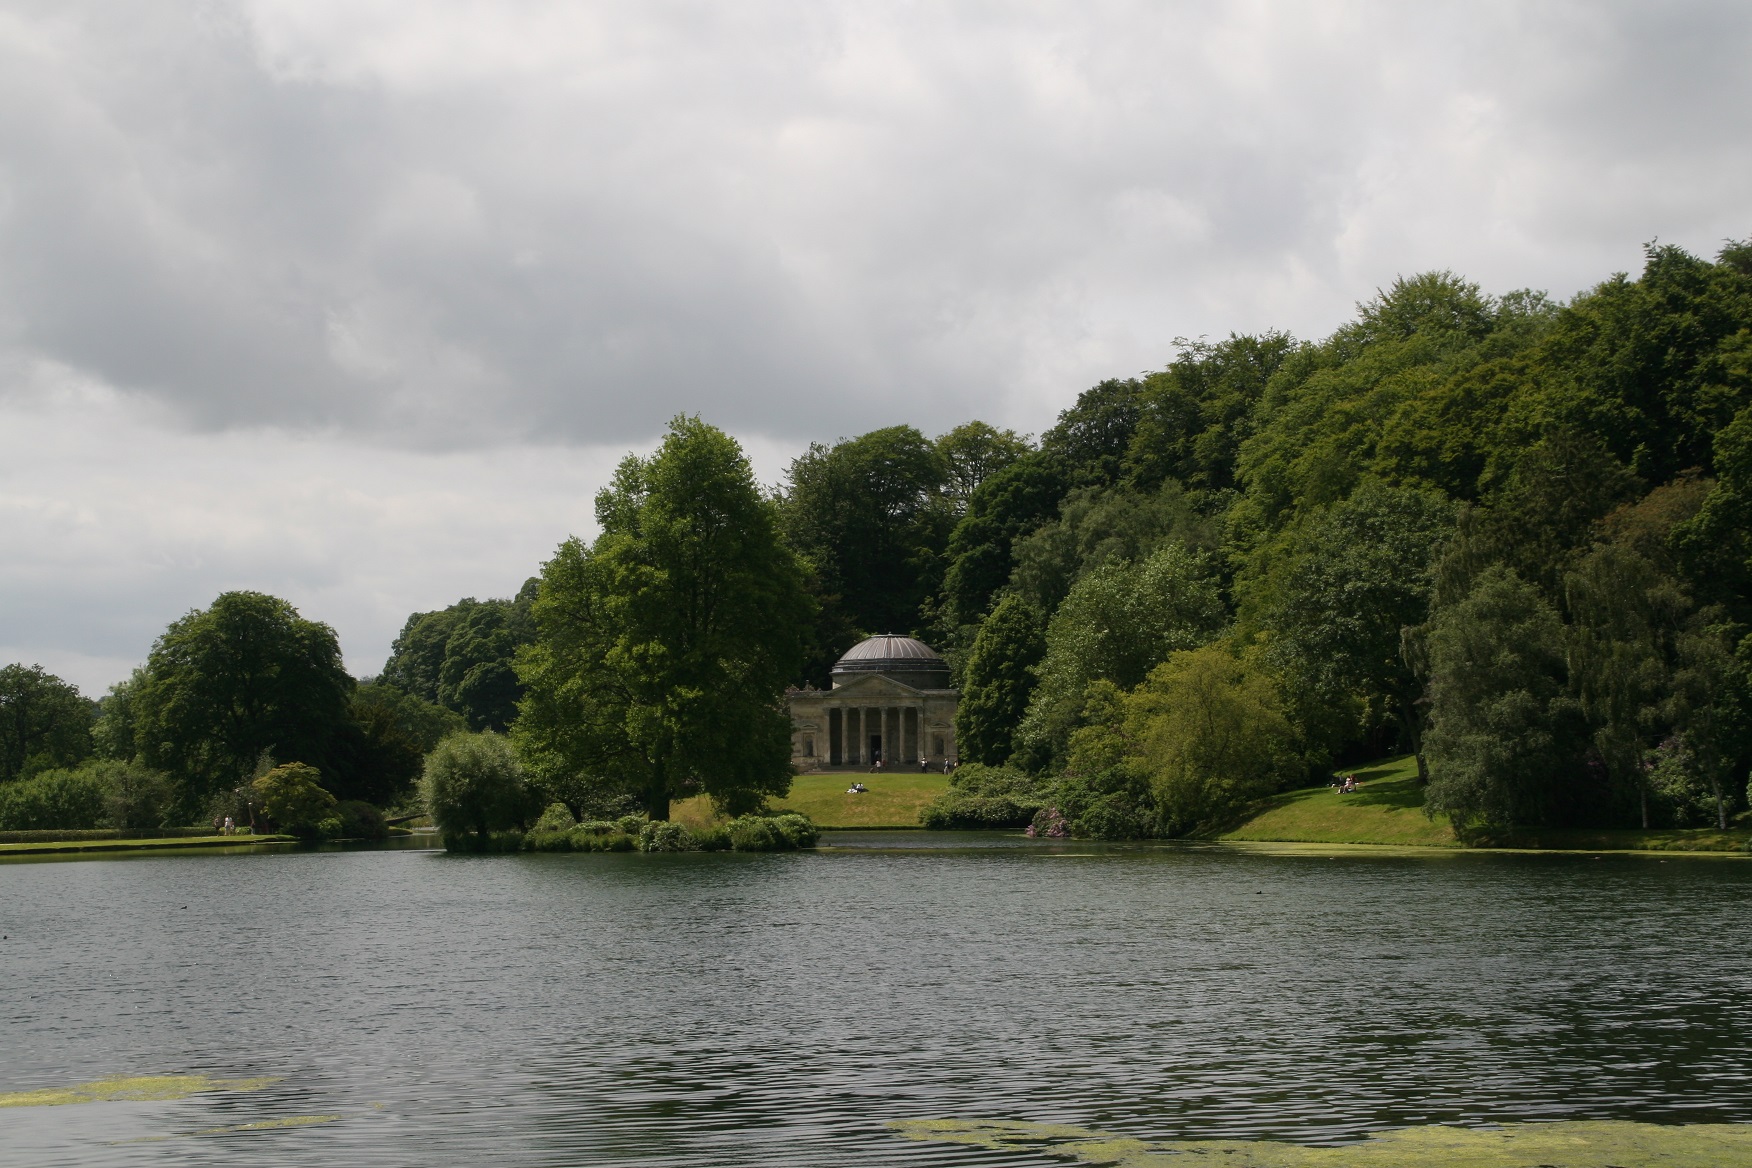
[786, 635, 958, 769]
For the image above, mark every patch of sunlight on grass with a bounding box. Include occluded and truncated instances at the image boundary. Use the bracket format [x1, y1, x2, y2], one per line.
[672, 771, 950, 830]
[772, 771, 949, 828]
[1221, 755, 1459, 847]
[890, 1117, 1752, 1167]
[0, 1074, 279, 1108]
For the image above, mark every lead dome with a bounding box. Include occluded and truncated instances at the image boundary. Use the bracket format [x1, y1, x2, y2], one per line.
[830, 634, 951, 689]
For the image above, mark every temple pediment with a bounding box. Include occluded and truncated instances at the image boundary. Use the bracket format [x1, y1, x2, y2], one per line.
[824, 673, 935, 699]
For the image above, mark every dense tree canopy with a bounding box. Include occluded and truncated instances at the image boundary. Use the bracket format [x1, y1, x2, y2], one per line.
[921, 240, 1752, 836]
[955, 595, 1045, 766]
[0, 664, 92, 784]
[517, 416, 814, 820]
[780, 425, 953, 682]
[379, 584, 536, 732]
[133, 591, 354, 816]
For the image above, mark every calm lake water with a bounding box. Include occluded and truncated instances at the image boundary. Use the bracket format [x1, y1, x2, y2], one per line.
[3, 834, 1750, 1166]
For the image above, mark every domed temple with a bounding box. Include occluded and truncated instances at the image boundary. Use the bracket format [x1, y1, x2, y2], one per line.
[786, 635, 958, 768]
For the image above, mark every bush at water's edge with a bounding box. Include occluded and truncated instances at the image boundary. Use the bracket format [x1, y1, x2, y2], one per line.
[502, 807, 818, 854]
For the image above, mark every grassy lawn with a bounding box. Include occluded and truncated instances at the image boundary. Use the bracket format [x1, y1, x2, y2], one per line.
[0, 834, 293, 855]
[670, 771, 950, 830]
[1221, 756, 1460, 847]
[1476, 825, 1752, 852]
[1222, 755, 1752, 853]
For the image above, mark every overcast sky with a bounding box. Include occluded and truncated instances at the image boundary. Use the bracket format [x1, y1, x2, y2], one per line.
[4, 0, 1750, 694]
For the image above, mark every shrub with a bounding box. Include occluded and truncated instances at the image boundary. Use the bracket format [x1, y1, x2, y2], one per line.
[526, 801, 582, 851]
[333, 800, 387, 840]
[615, 813, 647, 835]
[252, 763, 336, 837]
[1074, 791, 1153, 840]
[727, 816, 782, 851]
[94, 760, 175, 830]
[638, 821, 696, 852]
[1027, 806, 1071, 839]
[442, 829, 524, 853]
[694, 826, 732, 851]
[566, 823, 637, 851]
[771, 813, 819, 848]
[921, 763, 1050, 829]
[533, 802, 578, 833]
[0, 766, 108, 831]
[921, 791, 1038, 829]
[422, 732, 531, 840]
[723, 813, 818, 851]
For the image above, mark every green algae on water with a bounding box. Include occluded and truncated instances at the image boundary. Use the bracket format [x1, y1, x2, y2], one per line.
[0, 1074, 279, 1109]
[113, 1113, 342, 1143]
[888, 1117, 1752, 1167]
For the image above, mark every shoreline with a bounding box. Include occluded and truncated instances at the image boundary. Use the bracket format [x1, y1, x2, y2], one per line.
[0, 834, 297, 856]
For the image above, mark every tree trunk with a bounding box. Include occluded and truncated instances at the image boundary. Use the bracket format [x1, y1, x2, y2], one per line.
[1397, 694, 1430, 786]
[1713, 776, 1727, 831]
[1639, 785, 1649, 831]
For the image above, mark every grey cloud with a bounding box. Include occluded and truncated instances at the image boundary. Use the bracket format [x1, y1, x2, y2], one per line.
[0, 0, 1749, 448]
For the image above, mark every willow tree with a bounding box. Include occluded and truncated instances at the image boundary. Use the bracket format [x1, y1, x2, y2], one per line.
[516, 416, 813, 820]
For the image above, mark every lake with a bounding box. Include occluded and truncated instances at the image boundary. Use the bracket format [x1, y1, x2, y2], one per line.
[3, 834, 1750, 1166]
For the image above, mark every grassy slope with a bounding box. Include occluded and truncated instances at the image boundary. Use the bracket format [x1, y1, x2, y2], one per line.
[1223, 754, 1752, 852]
[670, 771, 950, 831]
[0, 834, 295, 855]
[1221, 756, 1459, 847]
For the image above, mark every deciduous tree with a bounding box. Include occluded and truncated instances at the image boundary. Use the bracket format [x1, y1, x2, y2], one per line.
[0, 664, 92, 783]
[134, 592, 353, 817]
[517, 416, 813, 819]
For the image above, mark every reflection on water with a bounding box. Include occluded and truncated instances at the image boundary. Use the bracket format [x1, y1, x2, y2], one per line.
[2, 835, 1749, 1166]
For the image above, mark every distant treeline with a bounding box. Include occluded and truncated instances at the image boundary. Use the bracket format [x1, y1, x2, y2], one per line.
[4, 241, 1749, 839]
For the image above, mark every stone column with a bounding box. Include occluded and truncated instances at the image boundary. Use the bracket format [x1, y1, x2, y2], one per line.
[847, 707, 861, 765]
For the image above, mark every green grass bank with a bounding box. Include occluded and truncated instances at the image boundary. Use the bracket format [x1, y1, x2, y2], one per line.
[0, 833, 296, 856]
[672, 771, 950, 831]
[1222, 755, 1752, 853]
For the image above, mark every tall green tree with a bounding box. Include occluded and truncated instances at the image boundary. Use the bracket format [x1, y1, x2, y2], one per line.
[936, 421, 1031, 514]
[1126, 645, 1298, 835]
[517, 416, 814, 820]
[1014, 544, 1225, 773]
[937, 377, 1150, 635]
[134, 591, 354, 816]
[1248, 481, 1455, 772]
[1008, 480, 1220, 615]
[955, 595, 1046, 765]
[1565, 544, 1692, 828]
[938, 451, 1068, 633]
[1124, 332, 1296, 493]
[379, 583, 537, 732]
[1674, 404, 1752, 622]
[0, 664, 92, 783]
[1423, 566, 1586, 830]
[422, 731, 531, 842]
[781, 425, 952, 681]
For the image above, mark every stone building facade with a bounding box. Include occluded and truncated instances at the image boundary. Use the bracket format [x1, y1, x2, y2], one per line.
[786, 635, 958, 769]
